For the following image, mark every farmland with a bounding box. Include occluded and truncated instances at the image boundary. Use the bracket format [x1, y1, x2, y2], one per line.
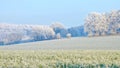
[0, 50, 120, 68]
[0, 36, 120, 68]
[0, 36, 120, 50]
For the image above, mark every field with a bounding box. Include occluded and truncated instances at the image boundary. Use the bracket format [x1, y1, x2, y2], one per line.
[0, 36, 120, 50]
[0, 50, 120, 68]
[0, 36, 120, 68]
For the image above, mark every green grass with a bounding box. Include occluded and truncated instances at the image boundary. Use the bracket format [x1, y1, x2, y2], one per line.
[0, 50, 120, 68]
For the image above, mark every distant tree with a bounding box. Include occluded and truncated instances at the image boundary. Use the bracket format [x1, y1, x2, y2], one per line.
[108, 10, 120, 35]
[87, 32, 94, 37]
[0, 23, 55, 45]
[84, 12, 107, 36]
[66, 33, 71, 38]
[50, 22, 68, 37]
[68, 26, 87, 37]
[84, 10, 120, 36]
[30, 25, 55, 41]
[56, 33, 61, 39]
[0, 41, 4, 45]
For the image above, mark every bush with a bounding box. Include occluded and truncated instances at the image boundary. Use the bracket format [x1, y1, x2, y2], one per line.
[66, 33, 71, 38]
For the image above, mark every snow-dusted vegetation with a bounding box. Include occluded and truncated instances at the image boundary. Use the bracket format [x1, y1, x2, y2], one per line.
[68, 26, 87, 37]
[50, 22, 68, 38]
[0, 36, 119, 50]
[85, 10, 120, 36]
[0, 23, 55, 45]
[0, 23, 87, 45]
[0, 10, 120, 45]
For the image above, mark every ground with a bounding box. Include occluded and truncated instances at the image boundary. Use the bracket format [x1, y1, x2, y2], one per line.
[0, 36, 120, 50]
[0, 36, 120, 68]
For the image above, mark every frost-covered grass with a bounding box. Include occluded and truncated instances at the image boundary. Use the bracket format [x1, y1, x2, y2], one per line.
[0, 50, 120, 68]
[0, 36, 120, 68]
[0, 36, 120, 50]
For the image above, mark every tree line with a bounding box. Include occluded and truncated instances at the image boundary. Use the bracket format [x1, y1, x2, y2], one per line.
[0, 23, 86, 45]
[85, 10, 120, 36]
[0, 10, 120, 45]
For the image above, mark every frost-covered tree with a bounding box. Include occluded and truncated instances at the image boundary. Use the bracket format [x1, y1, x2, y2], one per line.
[0, 23, 24, 45]
[0, 23, 55, 45]
[56, 33, 61, 39]
[50, 22, 68, 38]
[107, 10, 120, 34]
[85, 12, 108, 36]
[68, 26, 87, 37]
[84, 12, 98, 36]
[30, 25, 55, 41]
[84, 10, 120, 36]
[66, 33, 71, 38]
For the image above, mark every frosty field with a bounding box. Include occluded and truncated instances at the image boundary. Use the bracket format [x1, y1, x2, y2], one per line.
[0, 36, 120, 50]
[0, 36, 120, 68]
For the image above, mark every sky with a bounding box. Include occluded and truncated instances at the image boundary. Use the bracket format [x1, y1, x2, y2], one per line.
[0, 0, 120, 27]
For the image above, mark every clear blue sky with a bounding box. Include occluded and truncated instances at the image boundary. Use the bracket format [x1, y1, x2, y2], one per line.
[0, 0, 120, 27]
